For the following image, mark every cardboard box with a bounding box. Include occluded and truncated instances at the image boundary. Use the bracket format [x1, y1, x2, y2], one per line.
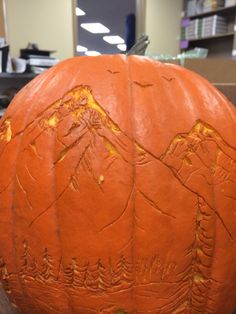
[213, 83, 236, 105]
[183, 59, 236, 105]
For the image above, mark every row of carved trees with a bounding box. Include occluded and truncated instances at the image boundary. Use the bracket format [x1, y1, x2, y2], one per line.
[63, 256, 133, 291]
[19, 242, 134, 291]
[0, 242, 176, 293]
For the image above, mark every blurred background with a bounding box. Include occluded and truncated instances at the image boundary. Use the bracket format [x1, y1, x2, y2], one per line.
[0, 0, 235, 115]
[0, 0, 186, 60]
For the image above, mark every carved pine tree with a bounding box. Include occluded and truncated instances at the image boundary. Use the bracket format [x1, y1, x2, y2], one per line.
[93, 259, 110, 291]
[28, 258, 39, 280]
[20, 241, 30, 278]
[112, 255, 133, 288]
[108, 257, 118, 288]
[83, 262, 95, 291]
[73, 263, 88, 288]
[39, 248, 55, 281]
[83, 259, 110, 292]
[64, 258, 81, 287]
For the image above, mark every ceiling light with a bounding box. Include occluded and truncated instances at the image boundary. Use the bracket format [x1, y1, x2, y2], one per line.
[85, 51, 101, 56]
[117, 44, 127, 51]
[76, 7, 86, 16]
[81, 23, 110, 34]
[103, 36, 125, 44]
[76, 45, 88, 52]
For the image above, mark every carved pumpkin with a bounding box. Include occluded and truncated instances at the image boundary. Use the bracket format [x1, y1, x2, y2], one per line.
[0, 55, 236, 314]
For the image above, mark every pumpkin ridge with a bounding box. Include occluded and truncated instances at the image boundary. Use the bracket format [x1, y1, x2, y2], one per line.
[9, 92, 42, 310]
[127, 57, 137, 311]
[52, 117, 76, 312]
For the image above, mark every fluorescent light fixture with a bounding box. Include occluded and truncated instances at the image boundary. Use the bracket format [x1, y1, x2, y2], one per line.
[117, 44, 127, 51]
[81, 23, 110, 34]
[103, 36, 125, 44]
[76, 7, 86, 16]
[76, 45, 88, 52]
[85, 51, 101, 56]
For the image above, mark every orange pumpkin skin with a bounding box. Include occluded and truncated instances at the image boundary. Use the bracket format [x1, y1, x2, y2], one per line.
[0, 55, 236, 314]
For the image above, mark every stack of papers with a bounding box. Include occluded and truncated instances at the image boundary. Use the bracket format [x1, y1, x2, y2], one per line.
[201, 15, 227, 37]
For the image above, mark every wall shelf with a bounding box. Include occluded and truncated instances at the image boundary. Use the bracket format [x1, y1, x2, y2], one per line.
[188, 32, 234, 42]
[187, 5, 236, 19]
[181, 2, 236, 58]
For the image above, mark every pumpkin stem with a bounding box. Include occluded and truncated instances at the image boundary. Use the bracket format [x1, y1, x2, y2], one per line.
[126, 34, 150, 56]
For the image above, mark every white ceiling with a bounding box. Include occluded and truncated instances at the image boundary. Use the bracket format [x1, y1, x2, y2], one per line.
[76, 0, 136, 55]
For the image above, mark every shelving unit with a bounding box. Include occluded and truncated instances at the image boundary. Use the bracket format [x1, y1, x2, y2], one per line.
[181, 3, 236, 58]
